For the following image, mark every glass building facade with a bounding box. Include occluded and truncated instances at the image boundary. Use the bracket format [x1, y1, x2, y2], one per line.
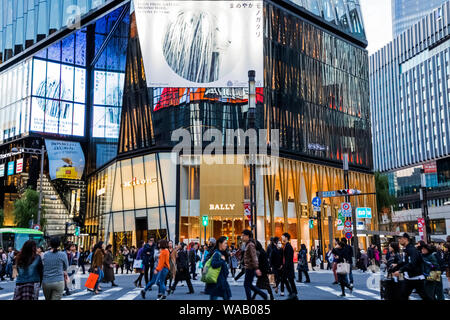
[371, 1, 450, 211]
[392, 0, 447, 38]
[1, 0, 376, 251]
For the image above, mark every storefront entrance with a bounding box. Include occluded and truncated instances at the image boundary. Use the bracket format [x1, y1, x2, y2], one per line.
[203, 216, 250, 246]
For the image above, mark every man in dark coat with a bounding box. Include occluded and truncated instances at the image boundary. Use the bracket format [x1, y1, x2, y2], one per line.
[189, 243, 199, 280]
[393, 233, 430, 300]
[281, 232, 298, 299]
[340, 237, 354, 287]
[142, 238, 155, 284]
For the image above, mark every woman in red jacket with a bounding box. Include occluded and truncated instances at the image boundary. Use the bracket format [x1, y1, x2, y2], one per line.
[141, 239, 170, 300]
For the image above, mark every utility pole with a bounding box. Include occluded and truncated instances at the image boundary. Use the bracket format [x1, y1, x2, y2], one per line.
[37, 145, 45, 226]
[343, 153, 358, 267]
[420, 169, 431, 243]
[248, 70, 257, 239]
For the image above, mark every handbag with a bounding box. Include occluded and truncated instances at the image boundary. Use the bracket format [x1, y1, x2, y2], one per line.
[201, 256, 222, 284]
[133, 259, 143, 269]
[427, 270, 441, 282]
[336, 262, 350, 275]
[84, 272, 99, 290]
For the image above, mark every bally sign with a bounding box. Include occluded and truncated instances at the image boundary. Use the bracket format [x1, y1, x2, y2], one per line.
[209, 204, 236, 211]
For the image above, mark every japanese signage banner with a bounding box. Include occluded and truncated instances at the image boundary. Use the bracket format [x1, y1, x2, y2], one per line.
[16, 158, 23, 174]
[44, 139, 85, 180]
[134, 0, 264, 87]
[0, 164, 4, 177]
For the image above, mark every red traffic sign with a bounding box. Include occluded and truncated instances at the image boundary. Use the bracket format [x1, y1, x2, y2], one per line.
[32, 224, 41, 231]
[344, 220, 352, 228]
[345, 232, 352, 239]
[342, 202, 351, 211]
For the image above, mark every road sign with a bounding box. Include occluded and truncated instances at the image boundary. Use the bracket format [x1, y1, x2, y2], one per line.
[357, 221, 365, 230]
[344, 220, 352, 228]
[312, 197, 321, 207]
[32, 224, 40, 231]
[244, 203, 251, 221]
[356, 207, 372, 219]
[313, 206, 321, 212]
[344, 226, 353, 233]
[202, 215, 209, 227]
[337, 210, 344, 230]
[341, 202, 352, 217]
[345, 232, 352, 239]
[320, 191, 336, 198]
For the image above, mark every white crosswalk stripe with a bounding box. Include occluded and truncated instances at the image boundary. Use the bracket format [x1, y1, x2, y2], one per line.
[0, 292, 13, 299]
[88, 287, 123, 300]
[353, 289, 380, 300]
[117, 288, 142, 300]
[316, 286, 364, 300]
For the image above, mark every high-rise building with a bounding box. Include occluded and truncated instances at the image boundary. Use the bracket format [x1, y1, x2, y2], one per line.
[0, 0, 376, 251]
[371, 1, 450, 239]
[392, 0, 447, 37]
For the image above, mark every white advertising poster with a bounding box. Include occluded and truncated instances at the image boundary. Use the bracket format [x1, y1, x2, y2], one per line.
[134, 0, 263, 87]
[0, 164, 4, 177]
[44, 139, 85, 180]
[16, 158, 23, 174]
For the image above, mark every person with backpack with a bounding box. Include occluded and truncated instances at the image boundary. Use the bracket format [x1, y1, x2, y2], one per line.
[393, 233, 430, 300]
[297, 244, 310, 283]
[420, 243, 445, 300]
[204, 236, 232, 300]
[252, 240, 274, 300]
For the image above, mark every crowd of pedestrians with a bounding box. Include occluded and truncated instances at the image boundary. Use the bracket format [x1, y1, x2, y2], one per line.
[1, 231, 449, 300]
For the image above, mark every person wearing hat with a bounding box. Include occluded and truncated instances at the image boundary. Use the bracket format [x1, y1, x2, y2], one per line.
[393, 233, 430, 300]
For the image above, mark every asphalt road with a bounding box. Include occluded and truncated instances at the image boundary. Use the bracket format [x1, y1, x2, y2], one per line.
[0, 269, 406, 301]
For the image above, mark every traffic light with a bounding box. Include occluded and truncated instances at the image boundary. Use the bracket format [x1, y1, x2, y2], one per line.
[202, 216, 209, 227]
[336, 189, 361, 196]
[309, 219, 314, 229]
[74, 226, 80, 236]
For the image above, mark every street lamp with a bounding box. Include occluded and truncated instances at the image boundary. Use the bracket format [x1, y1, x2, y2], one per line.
[11, 145, 46, 228]
[248, 70, 257, 239]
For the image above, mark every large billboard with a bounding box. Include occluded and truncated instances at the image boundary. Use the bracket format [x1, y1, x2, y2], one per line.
[44, 139, 85, 180]
[134, 0, 263, 87]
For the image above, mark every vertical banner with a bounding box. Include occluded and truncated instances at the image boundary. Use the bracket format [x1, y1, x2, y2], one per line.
[7, 161, 14, 175]
[417, 217, 425, 240]
[0, 164, 4, 177]
[16, 158, 23, 173]
[44, 139, 85, 180]
[134, 0, 264, 87]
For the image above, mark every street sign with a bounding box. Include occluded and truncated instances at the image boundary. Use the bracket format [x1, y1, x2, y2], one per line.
[313, 206, 321, 212]
[357, 221, 365, 230]
[356, 207, 372, 219]
[341, 202, 352, 217]
[32, 224, 40, 231]
[345, 232, 352, 239]
[244, 203, 251, 221]
[344, 226, 353, 233]
[337, 210, 344, 230]
[202, 215, 209, 227]
[344, 220, 351, 228]
[74, 226, 80, 236]
[312, 197, 321, 207]
[7, 161, 14, 175]
[320, 191, 336, 198]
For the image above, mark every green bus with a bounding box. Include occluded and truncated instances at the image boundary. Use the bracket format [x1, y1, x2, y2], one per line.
[0, 228, 45, 251]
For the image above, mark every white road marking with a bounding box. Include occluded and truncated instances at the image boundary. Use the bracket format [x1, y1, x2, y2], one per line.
[316, 286, 363, 300]
[353, 289, 380, 300]
[117, 288, 143, 300]
[88, 287, 123, 300]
